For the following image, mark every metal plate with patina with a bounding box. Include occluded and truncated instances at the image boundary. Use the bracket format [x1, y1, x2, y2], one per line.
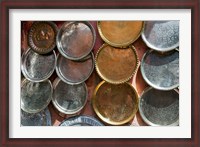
[28, 21, 58, 54]
[95, 44, 139, 84]
[141, 21, 179, 52]
[59, 115, 104, 126]
[57, 21, 96, 60]
[98, 21, 144, 48]
[52, 78, 88, 116]
[21, 107, 51, 126]
[21, 79, 53, 113]
[56, 53, 94, 85]
[141, 49, 179, 90]
[139, 87, 179, 126]
[92, 81, 139, 125]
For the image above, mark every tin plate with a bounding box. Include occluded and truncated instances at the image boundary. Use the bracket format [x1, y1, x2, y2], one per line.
[95, 44, 139, 84]
[28, 21, 58, 54]
[59, 115, 104, 126]
[141, 49, 179, 90]
[92, 81, 139, 125]
[141, 21, 179, 52]
[139, 87, 179, 126]
[21, 48, 56, 82]
[56, 53, 94, 85]
[21, 107, 51, 126]
[21, 79, 53, 113]
[57, 21, 96, 60]
[52, 78, 88, 115]
[98, 21, 144, 48]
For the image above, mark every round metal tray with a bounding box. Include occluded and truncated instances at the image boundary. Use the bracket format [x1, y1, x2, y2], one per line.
[21, 79, 53, 113]
[139, 87, 179, 126]
[21, 48, 56, 82]
[92, 81, 139, 125]
[57, 21, 96, 60]
[141, 49, 179, 90]
[141, 21, 179, 52]
[98, 21, 144, 48]
[59, 115, 104, 126]
[95, 44, 139, 84]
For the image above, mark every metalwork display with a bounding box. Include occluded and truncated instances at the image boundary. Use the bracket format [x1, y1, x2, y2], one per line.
[57, 21, 96, 60]
[142, 21, 179, 52]
[139, 87, 179, 126]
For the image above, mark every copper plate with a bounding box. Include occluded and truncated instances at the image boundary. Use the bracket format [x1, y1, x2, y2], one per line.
[98, 21, 144, 48]
[57, 21, 96, 60]
[92, 81, 139, 125]
[28, 21, 58, 54]
[139, 87, 179, 126]
[95, 44, 139, 84]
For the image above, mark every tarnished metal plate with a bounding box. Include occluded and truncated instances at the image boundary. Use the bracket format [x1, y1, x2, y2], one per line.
[21, 48, 56, 82]
[141, 21, 179, 52]
[52, 78, 88, 115]
[21, 107, 51, 126]
[141, 49, 179, 90]
[92, 81, 139, 125]
[57, 21, 96, 60]
[59, 115, 104, 126]
[56, 53, 94, 85]
[21, 79, 53, 113]
[139, 87, 179, 126]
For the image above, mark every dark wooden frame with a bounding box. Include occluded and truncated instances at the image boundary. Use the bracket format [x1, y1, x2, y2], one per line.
[0, 0, 199, 146]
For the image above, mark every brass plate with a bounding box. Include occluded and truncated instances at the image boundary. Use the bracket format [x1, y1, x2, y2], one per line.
[98, 21, 144, 48]
[95, 44, 139, 84]
[92, 81, 139, 125]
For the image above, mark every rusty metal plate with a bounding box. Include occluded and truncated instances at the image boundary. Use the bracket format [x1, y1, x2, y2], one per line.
[95, 44, 139, 84]
[92, 81, 139, 125]
[98, 21, 144, 48]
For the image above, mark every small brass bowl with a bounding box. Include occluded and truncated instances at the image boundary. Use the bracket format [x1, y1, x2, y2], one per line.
[92, 81, 139, 125]
[97, 21, 144, 48]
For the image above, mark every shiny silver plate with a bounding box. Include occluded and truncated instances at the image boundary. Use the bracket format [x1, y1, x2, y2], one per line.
[56, 21, 96, 60]
[141, 49, 179, 90]
[21, 107, 51, 126]
[59, 115, 104, 126]
[139, 87, 179, 126]
[21, 48, 56, 82]
[52, 78, 88, 115]
[21, 79, 53, 113]
[56, 53, 94, 85]
[142, 21, 179, 52]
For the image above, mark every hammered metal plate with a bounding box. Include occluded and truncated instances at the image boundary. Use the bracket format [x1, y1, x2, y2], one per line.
[139, 87, 179, 126]
[98, 21, 144, 48]
[21, 48, 56, 82]
[141, 49, 179, 90]
[142, 21, 179, 51]
[28, 21, 58, 54]
[52, 78, 88, 115]
[57, 21, 96, 60]
[21, 107, 51, 126]
[56, 53, 94, 85]
[21, 79, 53, 113]
[95, 44, 139, 84]
[59, 115, 104, 126]
[92, 81, 139, 125]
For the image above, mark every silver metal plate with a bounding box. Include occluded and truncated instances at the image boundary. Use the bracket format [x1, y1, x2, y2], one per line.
[56, 53, 94, 85]
[21, 107, 51, 126]
[142, 21, 179, 52]
[56, 21, 96, 60]
[141, 49, 179, 90]
[59, 115, 104, 126]
[139, 87, 179, 126]
[21, 48, 56, 82]
[21, 79, 53, 113]
[52, 78, 88, 115]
